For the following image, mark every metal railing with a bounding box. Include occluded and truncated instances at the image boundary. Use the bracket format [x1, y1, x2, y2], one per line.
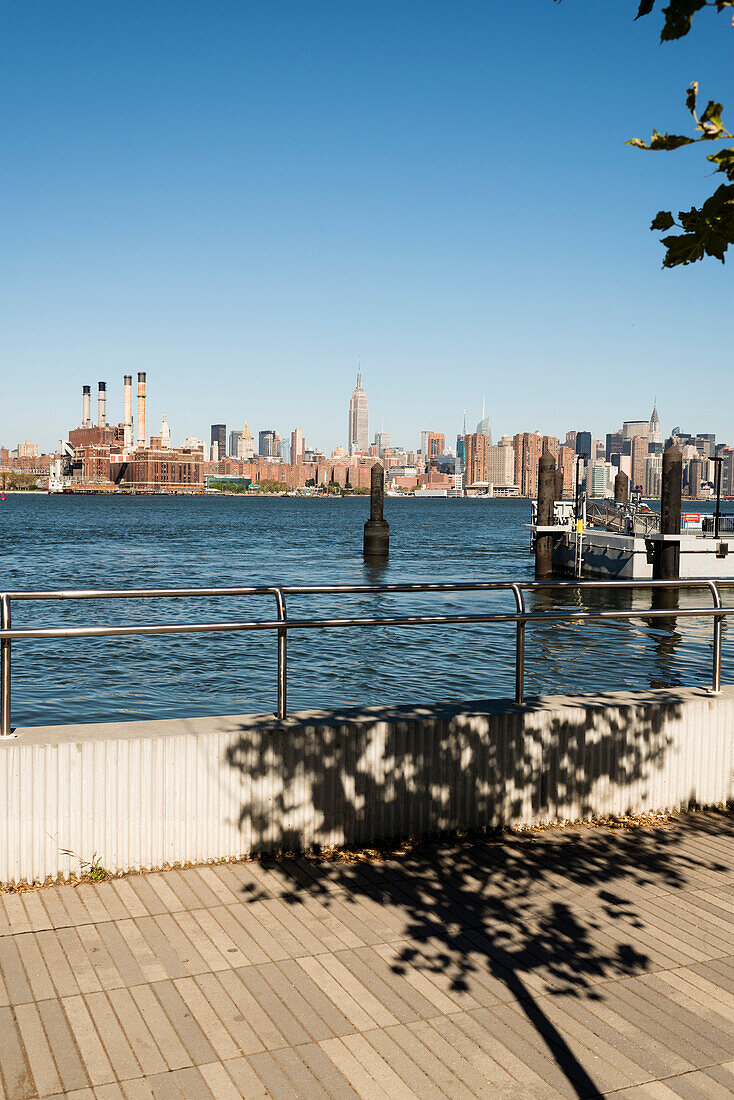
[586, 499, 662, 537]
[0, 578, 732, 736]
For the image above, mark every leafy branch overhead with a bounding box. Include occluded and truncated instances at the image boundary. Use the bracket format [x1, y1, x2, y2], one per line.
[628, 1, 734, 266]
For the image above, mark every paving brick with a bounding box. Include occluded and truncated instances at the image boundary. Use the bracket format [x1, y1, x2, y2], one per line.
[62, 993, 116, 1086]
[0, 935, 34, 1003]
[15, 1000, 63, 1097]
[84, 991, 142, 1081]
[107, 986, 168, 1076]
[37, 997, 90, 1092]
[216, 1056, 271, 1099]
[0, 1004, 34, 1098]
[128, 985, 191, 1072]
[149, 980, 217, 1066]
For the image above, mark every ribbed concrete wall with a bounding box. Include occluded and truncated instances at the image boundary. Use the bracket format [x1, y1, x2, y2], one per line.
[1, 687, 733, 884]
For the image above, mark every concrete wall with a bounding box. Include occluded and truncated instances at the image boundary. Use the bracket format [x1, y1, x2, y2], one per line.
[1, 686, 733, 884]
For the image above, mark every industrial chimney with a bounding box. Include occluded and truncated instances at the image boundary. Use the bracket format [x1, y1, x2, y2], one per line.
[97, 382, 107, 429]
[123, 375, 133, 450]
[82, 385, 91, 428]
[137, 372, 146, 449]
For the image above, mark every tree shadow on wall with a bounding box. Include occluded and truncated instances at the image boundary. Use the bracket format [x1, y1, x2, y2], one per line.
[224, 695, 732, 1098]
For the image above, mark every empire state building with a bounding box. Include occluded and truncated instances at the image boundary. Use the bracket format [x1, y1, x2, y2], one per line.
[348, 368, 369, 453]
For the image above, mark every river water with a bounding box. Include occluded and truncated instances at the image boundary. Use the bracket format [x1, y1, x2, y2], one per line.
[0, 494, 729, 727]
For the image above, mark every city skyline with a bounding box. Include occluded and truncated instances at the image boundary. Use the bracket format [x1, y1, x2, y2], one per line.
[2, 3, 733, 452]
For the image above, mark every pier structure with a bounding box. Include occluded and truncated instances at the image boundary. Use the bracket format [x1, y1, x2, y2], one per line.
[0, 578, 733, 1097]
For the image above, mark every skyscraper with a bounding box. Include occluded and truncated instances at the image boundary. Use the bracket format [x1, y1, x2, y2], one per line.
[348, 369, 369, 453]
[290, 428, 304, 464]
[210, 424, 226, 461]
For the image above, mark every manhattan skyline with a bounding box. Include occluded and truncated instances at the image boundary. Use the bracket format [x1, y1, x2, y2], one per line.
[1, 2, 732, 453]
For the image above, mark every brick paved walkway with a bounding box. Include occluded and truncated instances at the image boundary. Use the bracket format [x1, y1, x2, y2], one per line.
[1, 811, 734, 1099]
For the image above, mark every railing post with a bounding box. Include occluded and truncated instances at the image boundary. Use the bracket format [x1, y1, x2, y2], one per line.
[709, 581, 722, 695]
[1, 595, 11, 737]
[511, 584, 525, 705]
[274, 589, 287, 719]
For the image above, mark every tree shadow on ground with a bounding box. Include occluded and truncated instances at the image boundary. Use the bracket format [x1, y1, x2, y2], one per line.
[224, 696, 732, 1098]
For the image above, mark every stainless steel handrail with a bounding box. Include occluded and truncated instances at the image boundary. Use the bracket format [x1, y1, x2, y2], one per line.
[0, 578, 731, 735]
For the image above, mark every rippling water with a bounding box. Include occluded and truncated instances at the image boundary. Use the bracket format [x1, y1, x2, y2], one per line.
[0, 494, 729, 727]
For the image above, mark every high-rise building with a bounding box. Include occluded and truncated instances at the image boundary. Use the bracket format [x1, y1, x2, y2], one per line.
[575, 431, 592, 457]
[464, 433, 490, 487]
[475, 406, 492, 444]
[487, 440, 514, 488]
[630, 435, 649, 492]
[645, 454, 662, 498]
[290, 428, 305, 465]
[513, 432, 542, 497]
[648, 402, 662, 448]
[278, 439, 291, 463]
[229, 430, 242, 457]
[348, 369, 369, 453]
[210, 424, 226, 461]
[623, 420, 649, 440]
[606, 431, 623, 460]
[688, 456, 704, 498]
[374, 431, 390, 455]
[160, 413, 170, 450]
[237, 424, 255, 460]
[259, 429, 278, 457]
[423, 432, 445, 466]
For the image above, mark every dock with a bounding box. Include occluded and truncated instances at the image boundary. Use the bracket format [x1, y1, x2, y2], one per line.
[1, 810, 733, 1098]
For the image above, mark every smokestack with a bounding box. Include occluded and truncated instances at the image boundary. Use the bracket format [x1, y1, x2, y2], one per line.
[123, 375, 133, 450]
[137, 372, 146, 449]
[97, 382, 107, 428]
[82, 385, 91, 428]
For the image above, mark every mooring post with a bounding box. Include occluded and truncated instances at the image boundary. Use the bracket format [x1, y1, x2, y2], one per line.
[658, 445, 682, 580]
[554, 468, 564, 501]
[535, 450, 556, 578]
[364, 463, 389, 558]
[614, 470, 629, 504]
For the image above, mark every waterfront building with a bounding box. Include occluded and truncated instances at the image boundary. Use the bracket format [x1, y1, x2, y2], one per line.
[558, 444, 576, 497]
[15, 441, 39, 458]
[487, 441, 514, 488]
[464, 432, 490, 488]
[182, 437, 207, 457]
[210, 424, 226, 463]
[513, 432, 542, 497]
[291, 428, 304, 465]
[348, 369, 369, 453]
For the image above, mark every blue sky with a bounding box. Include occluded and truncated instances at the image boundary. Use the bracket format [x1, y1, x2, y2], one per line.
[1, 1, 732, 453]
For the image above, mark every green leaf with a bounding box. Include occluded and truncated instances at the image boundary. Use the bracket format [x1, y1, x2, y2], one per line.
[699, 101, 725, 136]
[660, 0, 706, 41]
[707, 147, 734, 180]
[685, 81, 698, 116]
[627, 129, 695, 151]
[659, 184, 734, 267]
[651, 211, 675, 230]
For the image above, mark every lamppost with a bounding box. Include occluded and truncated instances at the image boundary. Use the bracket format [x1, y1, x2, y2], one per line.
[575, 452, 588, 522]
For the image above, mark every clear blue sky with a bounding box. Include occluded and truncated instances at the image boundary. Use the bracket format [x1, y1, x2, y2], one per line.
[1, 1, 732, 454]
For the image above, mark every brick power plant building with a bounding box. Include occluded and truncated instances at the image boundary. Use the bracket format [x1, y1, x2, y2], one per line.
[55, 376, 381, 493]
